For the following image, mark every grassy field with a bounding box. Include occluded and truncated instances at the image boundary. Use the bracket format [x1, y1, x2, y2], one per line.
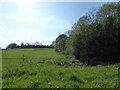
[2, 48, 119, 88]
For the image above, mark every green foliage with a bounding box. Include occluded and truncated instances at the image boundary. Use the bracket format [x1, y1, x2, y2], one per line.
[96, 3, 117, 23]
[6, 43, 17, 49]
[2, 2, 120, 88]
[2, 48, 119, 88]
[60, 3, 120, 65]
[55, 34, 67, 54]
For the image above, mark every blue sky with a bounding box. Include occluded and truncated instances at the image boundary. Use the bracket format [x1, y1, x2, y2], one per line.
[0, 0, 118, 48]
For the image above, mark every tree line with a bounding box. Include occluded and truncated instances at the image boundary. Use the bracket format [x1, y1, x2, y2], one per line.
[6, 42, 54, 49]
[54, 2, 120, 65]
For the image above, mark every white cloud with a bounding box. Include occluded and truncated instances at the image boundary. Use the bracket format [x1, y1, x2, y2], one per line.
[7, 7, 35, 23]
[0, 0, 38, 3]
[16, 28, 40, 40]
[1, 0, 119, 2]
[39, 17, 54, 23]
[0, 25, 5, 31]
[0, 2, 72, 48]
[0, 28, 43, 48]
[38, 16, 71, 33]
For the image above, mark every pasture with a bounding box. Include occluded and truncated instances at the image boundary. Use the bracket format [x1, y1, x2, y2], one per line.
[2, 48, 119, 88]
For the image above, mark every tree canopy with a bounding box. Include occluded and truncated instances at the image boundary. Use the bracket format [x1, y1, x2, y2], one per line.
[55, 34, 67, 54]
[55, 2, 120, 65]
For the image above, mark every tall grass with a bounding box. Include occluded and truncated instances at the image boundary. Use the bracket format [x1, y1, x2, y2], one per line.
[2, 48, 119, 88]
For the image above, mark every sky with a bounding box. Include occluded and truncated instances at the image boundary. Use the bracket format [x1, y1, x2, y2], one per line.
[0, 0, 119, 48]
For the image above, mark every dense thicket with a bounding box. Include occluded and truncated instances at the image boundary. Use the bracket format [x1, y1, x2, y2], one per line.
[55, 3, 120, 65]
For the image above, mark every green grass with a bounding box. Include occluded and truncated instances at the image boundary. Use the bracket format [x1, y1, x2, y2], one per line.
[2, 48, 119, 88]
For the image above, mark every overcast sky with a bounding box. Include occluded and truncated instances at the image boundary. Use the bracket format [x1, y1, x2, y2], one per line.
[0, 0, 119, 48]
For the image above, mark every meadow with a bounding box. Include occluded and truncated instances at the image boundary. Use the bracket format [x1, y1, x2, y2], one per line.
[2, 48, 119, 88]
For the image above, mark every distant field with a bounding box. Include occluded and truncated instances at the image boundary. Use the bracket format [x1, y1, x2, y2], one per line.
[2, 48, 119, 88]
